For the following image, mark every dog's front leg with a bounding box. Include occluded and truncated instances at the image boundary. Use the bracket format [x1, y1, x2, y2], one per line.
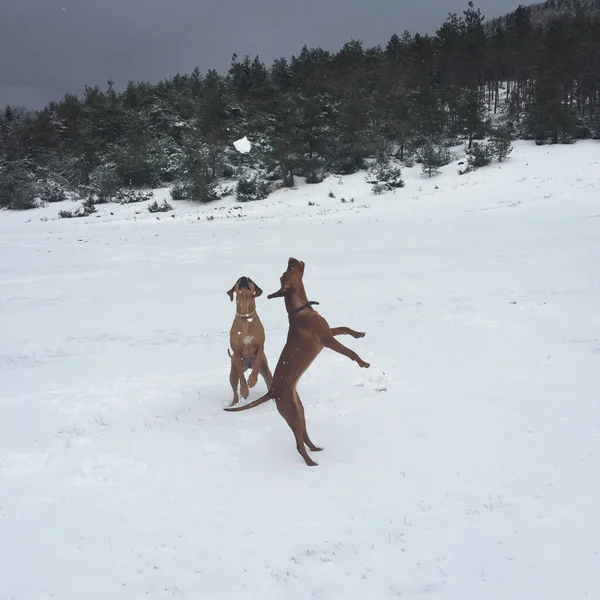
[233, 355, 250, 399]
[324, 336, 370, 368]
[259, 349, 273, 389]
[229, 355, 240, 406]
[247, 348, 262, 389]
[330, 326, 366, 339]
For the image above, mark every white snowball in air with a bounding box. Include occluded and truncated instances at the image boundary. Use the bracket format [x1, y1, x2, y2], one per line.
[233, 136, 252, 154]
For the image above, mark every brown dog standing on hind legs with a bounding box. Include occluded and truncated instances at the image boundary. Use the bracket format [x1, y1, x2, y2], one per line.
[224, 257, 370, 466]
[227, 276, 273, 407]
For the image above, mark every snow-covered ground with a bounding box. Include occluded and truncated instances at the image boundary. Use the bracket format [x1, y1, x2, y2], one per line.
[1, 141, 599, 599]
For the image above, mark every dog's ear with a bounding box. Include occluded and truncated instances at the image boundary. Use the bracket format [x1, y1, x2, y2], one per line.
[253, 282, 263, 298]
[226, 283, 236, 302]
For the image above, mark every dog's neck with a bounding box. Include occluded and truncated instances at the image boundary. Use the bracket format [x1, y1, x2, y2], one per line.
[284, 284, 315, 315]
[235, 296, 256, 319]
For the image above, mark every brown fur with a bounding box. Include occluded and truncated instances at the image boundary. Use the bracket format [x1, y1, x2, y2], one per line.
[224, 257, 370, 466]
[226, 276, 273, 406]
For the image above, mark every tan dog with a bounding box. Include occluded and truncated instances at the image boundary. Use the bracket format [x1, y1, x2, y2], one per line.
[226, 276, 273, 406]
[224, 258, 370, 466]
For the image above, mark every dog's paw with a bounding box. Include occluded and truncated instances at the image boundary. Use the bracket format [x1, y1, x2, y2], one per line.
[240, 385, 250, 399]
[247, 373, 258, 388]
[355, 331, 366, 338]
[359, 360, 370, 368]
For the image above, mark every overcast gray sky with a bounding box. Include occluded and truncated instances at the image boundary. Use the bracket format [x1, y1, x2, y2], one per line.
[0, 0, 523, 110]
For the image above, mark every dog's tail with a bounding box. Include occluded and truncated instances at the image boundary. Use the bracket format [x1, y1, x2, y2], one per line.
[224, 390, 273, 412]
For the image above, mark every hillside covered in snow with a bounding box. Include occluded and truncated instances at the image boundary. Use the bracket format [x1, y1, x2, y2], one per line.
[1, 140, 599, 599]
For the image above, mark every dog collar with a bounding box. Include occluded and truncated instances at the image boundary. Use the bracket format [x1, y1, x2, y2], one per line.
[290, 301, 319, 315]
[236, 310, 256, 318]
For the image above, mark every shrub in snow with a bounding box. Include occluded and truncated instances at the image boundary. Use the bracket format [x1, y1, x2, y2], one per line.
[92, 163, 121, 204]
[418, 143, 451, 178]
[305, 171, 325, 184]
[59, 198, 97, 218]
[466, 142, 493, 169]
[221, 165, 235, 179]
[170, 183, 188, 201]
[187, 174, 219, 203]
[489, 127, 514, 162]
[0, 161, 38, 210]
[116, 189, 154, 205]
[170, 173, 218, 204]
[38, 180, 67, 204]
[236, 177, 269, 203]
[366, 161, 405, 193]
[147, 199, 173, 213]
[217, 185, 234, 199]
[331, 154, 365, 176]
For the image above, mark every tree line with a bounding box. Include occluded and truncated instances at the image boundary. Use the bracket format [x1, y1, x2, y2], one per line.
[1, 1, 599, 210]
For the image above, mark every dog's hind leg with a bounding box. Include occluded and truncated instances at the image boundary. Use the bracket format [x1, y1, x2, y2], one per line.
[258, 350, 273, 389]
[330, 327, 365, 339]
[295, 391, 322, 452]
[276, 394, 318, 467]
[324, 337, 370, 369]
[248, 347, 267, 389]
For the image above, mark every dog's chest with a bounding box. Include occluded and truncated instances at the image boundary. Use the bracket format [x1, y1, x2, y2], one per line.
[231, 317, 260, 349]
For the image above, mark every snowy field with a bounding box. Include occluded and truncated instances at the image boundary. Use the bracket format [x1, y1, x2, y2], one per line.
[1, 141, 599, 599]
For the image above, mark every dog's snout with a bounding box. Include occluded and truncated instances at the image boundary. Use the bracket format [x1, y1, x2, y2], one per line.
[238, 276, 250, 289]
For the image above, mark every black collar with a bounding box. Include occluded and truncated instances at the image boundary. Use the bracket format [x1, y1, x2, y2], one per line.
[289, 301, 319, 315]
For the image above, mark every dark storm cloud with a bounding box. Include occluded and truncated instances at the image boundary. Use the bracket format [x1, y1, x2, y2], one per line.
[0, 0, 523, 109]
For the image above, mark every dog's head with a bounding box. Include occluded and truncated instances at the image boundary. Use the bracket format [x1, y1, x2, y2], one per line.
[226, 276, 263, 302]
[267, 257, 305, 299]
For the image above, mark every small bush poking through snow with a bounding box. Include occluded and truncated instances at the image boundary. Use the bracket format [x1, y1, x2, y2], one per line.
[236, 178, 269, 203]
[92, 163, 121, 204]
[169, 177, 218, 204]
[59, 197, 97, 219]
[187, 173, 219, 204]
[0, 161, 38, 210]
[305, 171, 324, 184]
[367, 160, 405, 194]
[489, 126, 514, 162]
[170, 183, 188, 201]
[367, 156, 405, 194]
[147, 199, 173, 213]
[466, 142, 493, 169]
[419, 143, 451, 178]
[38, 180, 67, 204]
[221, 165, 235, 179]
[116, 189, 154, 205]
